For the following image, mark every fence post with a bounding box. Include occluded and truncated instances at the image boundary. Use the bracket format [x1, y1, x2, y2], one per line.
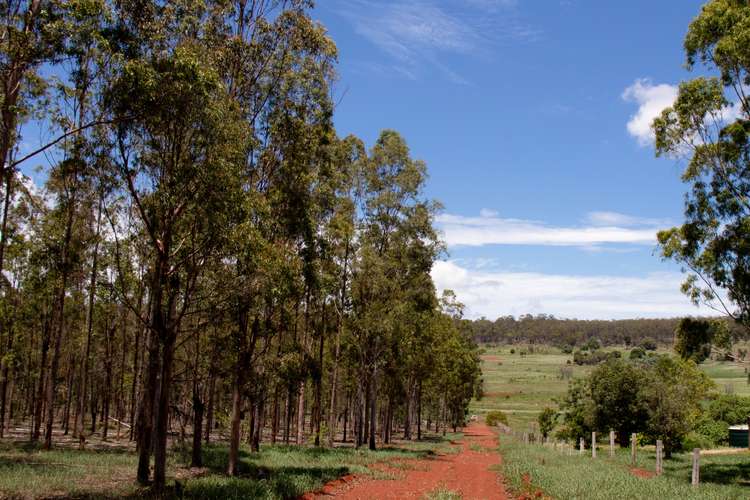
[609, 430, 615, 458]
[630, 433, 637, 465]
[691, 448, 700, 486]
[592, 432, 597, 458]
[523, 432, 529, 445]
[656, 440, 663, 476]
[579, 437, 584, 455]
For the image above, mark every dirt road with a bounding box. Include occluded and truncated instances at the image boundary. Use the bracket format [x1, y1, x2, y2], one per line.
[308, 422, 509, 499]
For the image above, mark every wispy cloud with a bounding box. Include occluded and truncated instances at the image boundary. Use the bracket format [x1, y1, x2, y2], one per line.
[337, 0, 539, 83]
[431, 260, 713, 319]
[622, 79, 677, 146]
[584, 211, 670, 227]
[437, 210, 665, 247]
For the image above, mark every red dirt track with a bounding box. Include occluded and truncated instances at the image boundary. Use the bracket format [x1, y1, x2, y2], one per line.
[307, 422, 509, 499]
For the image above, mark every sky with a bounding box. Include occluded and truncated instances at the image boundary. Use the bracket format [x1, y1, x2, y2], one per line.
[311, 0, 718, 320]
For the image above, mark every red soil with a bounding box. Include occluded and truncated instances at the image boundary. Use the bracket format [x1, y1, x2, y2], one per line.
[305, 422, 509, 500]
[629, 467, 655, 479]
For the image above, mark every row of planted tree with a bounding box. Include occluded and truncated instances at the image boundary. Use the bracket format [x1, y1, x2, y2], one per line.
[0, 0, 482, 490]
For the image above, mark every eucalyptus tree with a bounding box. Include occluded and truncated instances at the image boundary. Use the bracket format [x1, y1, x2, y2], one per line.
[212, 0, 337, 474]
[655, 0, 750, 329]
[348, 129, 440, 450]
[103, 1, 249, 486]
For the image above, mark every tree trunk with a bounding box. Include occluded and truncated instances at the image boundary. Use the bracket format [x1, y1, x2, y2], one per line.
[368, 373, 377, 451]
[136, 326, 158, 485]
[191, 386, 204, 467]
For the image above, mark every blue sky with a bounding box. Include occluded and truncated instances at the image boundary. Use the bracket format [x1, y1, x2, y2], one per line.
[313, 0, 716, 319]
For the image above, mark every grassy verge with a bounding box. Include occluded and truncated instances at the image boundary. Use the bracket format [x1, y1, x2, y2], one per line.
[0, 433, 461, 499]
[499, 437, 750, 500]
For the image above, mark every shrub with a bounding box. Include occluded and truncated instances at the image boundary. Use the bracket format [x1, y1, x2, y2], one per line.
[538, 407, 557, 438]
[683, 431, 716, 451]
[693, 416, 728, 446]
[639, 338, 657, 351]
[629, 347, 646, 360]
[486, 411, 509, 427]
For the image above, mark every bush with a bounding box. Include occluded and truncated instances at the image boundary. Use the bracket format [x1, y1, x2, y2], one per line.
[486, 411, 509, 427]
[693, 416, 728, 446]
[683, 431, 716, 451]
[629, 347, 646, 360]
[639, 338, 657, 351]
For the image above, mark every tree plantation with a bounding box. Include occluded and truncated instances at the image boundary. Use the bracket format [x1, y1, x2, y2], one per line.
[0, 0, 481, 492]
[6, 0, 750, 499]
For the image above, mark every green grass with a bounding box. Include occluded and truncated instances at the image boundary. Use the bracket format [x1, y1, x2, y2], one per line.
[424, 487, 463, 499]
[499, 437, 750, 499]
[470, 346, 596, 428]
[472, 345, 750, 429]
[0, 433, 461, 499]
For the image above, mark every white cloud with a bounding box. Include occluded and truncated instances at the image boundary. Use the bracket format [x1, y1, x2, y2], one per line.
[337, 0, 538, 82]
[622, 79, 678, 146]
[585, 211, 669, 227]
[431, 260, 715, 319]
[437, 210, 663, 247]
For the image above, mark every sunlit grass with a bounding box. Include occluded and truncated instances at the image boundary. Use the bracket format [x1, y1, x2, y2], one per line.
[500, 437, 750, 500]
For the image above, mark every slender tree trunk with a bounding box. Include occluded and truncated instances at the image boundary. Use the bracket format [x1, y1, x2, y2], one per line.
[76, 197, 102, 438]
[271, 388, 279, 445]
[327, 320, 341, 447]
[191, 384, 204, 467]
[204, 367, 215, 444]
[136, 326, 158, 485]
[32, 318, 51, 443]
[0, 313, 14, 438]
[417, 381, 422, 441]
[102, 323, 114, 441]
[368, 372, 377, 451]
[62, 354, 75, 434]
[153, 332, 176, 489]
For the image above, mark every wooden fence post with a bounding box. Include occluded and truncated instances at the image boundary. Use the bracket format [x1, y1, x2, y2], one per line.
[609, 430, 615, 458]
[692, 448, 700, 486]
[592, 432, 597, 458]
[579, 437, 584, 455]
[655, 440, 663, 476]
[523, 432, 529, 445]
[630, 433, 637, 465]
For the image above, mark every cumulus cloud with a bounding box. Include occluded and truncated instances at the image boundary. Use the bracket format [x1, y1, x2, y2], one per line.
[431, 260, 713, 319]
[622, 79, 678, 146]
[437, 210, 663, 247]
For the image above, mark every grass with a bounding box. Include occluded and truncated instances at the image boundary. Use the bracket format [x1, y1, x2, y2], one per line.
[499, 437, 750, 499]
[472, 345, 750, 429]
[424, 487, 463, 499]
[470, 346, 596, 428]
[0, 432, 462, 499]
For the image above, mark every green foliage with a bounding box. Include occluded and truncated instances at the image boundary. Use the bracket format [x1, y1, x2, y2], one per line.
[537, 407, 557, 438]
[640, 356, 714, 456]
[485, 410, 509, 427]
[560, 356, 713, 455]
[629, 347, 646, 359]
[639, 338, 657, 351]
[674, 317, 714, 363]
[655, 0, 750, 331]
